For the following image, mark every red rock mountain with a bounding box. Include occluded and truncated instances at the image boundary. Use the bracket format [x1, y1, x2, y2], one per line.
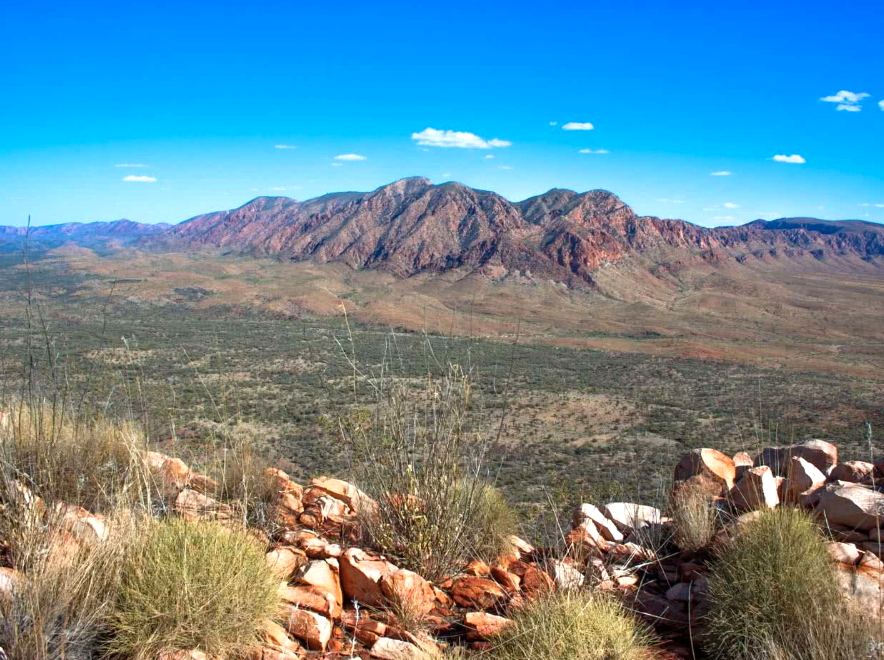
[140, 177, 884, 284]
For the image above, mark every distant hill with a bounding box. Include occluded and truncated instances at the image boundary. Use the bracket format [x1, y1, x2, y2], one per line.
[0, 219, 170, 251]
[4, 180, 882, 283]
[143, 178, 884, 285]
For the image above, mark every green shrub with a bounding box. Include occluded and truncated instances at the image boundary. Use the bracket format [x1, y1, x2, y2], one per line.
[105, 518, 280, 660]
[705, 506, 876, 660]
[491, 591, 651, 660]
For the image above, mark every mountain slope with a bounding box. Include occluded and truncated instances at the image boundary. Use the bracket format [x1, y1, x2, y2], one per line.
[145, 178, 884, 284]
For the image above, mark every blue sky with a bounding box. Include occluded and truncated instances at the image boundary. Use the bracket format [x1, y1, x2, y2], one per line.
[1, 0, 882, 227]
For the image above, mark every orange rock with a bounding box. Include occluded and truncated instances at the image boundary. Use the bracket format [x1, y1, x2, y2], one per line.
[450, 576, 508, 610]
[280, 584, 341, 619]
[339, 547, 397, 607]
[464, 611, 516, 641]
[144, 451, 191, 499]
[728, 466, 779, 511]
[266, 546, 308, 580]
[296, 560, 343, 610]
[674, 448, 736, 496]
[311, 477, 363, 510]
[465, 559, 490, 576]
[380, 568, 436, 616]
[261, 619, 301, 653]
[490, 565, 520, 593]
[174, 488, 231, 521]
[282, 608, 332, 651]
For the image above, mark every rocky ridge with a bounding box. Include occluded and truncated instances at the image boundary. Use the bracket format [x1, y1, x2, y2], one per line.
[144, 178, 884, 285]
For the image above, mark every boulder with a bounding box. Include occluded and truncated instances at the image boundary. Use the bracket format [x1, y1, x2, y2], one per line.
[379, 568, 436, 616]
[266, 547, 307, 580]
[786, 456, 826, 502]
[565, 520, 610, 554]
[370, 637, 426, 660]
[262, 619, 301, 653]
[282, 608, 332, 651]
[573, 503, 624, 542]
[728, 466, 779, 511]
[490, 565, 520, 593]
[311, 477, 364, 511]
[144, 451, 191, 499]
[450, 576, 508, 610]
[174, 488, 231, 521]
[56, 504, 108, 545]
[834, 552, 884, 617]
[829, 461, 875, 484]
[464, 611, 516, 641]
[755, 440, 838, 477]
[674, 448, 736, 495]
[547, 559, 586, 590]
[507, 562, 555, 599]
[339, 547, 396, 607]
[465, 559, 490, 576]
[296, 560, 342, 610]
[279, 584, 340, 619]
[826, 541, 861, 566]
[599, 502, 664, 534]
[817, 481, 884, 531]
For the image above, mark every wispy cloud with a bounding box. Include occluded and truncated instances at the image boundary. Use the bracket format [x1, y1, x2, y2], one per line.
[710, 171, 732, 176]
[880, 100, 884, 111]
[334, 153, 367, 161]
[549, 121, 558, 126]
[122, 175, 156, 182]
[562, 122, 594, 131]
[411, 128, 511, 149]
[115, 163, 147, 168]
[772, 154, 806, 164]
[274, 144, 297, 150]
[578, 148, 609, 154]
[723, 202, 740, 209]
[484, 154, 495, 159]
[820, 90, 870, 112]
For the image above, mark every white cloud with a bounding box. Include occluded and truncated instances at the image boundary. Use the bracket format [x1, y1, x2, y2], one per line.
[710, 171, 732, 176]
[122, 175, 156, 182]
[880, 100, 884, 111]
[484, 154, 495, 159]
[723, 202, 740, 209]
[334, 153, 367, 161]
[411, 128, 511, 149]
[877, 204, 884, 208]
[549, 121, 558, 126]
[274, 144, 297, 150]
[821, 90, 870, 112]
[772, 154, 806, 164]
[115, 163, 147, 168]
[562, 122, 594, 131]
[578, 148, 609, 154]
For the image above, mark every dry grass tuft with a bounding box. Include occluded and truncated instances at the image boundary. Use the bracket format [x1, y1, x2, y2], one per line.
[705, 506, 879, 660]
[105, 517, 280, 660]
[671, 482, 718, 552]
[337, 360, 517, 581]
[490, 590, 652, 660]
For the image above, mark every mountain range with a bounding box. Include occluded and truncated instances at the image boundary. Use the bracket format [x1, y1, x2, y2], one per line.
[0, 219, 170, 251]
[5, 178, 884, 285]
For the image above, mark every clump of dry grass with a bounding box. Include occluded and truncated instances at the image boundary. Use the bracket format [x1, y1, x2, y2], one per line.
[0, 402, 148, 514]
[490, 590, 652, 660]
[337, 363, 517, 581]
[705, 506, 878, 660]
[671, 482, 718, 552]
[105, 517, 280, 660]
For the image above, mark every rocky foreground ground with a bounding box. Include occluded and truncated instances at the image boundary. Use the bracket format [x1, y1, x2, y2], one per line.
[3, 438, 884, 660]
